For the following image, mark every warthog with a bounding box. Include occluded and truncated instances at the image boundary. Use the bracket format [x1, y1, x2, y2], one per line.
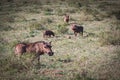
[71, 24, 83, 36]
[43, 30, 55, 38]
[14, 41, 54, 63]
[64, 14, 69, 23]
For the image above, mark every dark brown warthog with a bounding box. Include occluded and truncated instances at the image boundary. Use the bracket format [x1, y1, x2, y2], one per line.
[64, 14, 69, 23]
[43, 30, 55, 38]
[71, 24, 83, 36]
[14, 41, 54, 63]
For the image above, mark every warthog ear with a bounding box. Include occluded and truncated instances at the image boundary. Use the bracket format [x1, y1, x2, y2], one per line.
[49, 41, 52, 45]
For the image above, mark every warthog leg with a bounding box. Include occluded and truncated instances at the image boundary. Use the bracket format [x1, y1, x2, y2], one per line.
[74, 32, 77, 36]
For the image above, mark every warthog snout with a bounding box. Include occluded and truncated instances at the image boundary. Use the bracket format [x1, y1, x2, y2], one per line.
[48, 52, 54, 56]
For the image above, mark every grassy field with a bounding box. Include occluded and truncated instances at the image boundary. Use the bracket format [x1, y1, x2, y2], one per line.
[0, 0, 120, 80]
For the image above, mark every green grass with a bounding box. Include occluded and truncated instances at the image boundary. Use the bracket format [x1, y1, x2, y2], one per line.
[0, 0, 120, 80]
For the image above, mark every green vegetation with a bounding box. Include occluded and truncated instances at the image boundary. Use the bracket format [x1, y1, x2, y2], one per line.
[0, 0, 120, 80]
[29, 22, 45, 31]
[56, 24, 68, 34]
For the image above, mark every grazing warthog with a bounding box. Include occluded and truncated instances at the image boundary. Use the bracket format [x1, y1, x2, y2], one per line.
[64, 14, 69, 23]
[71, 24, 83, 36]
[43, 30, 55, 38]
[14, 41, 54, 63]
